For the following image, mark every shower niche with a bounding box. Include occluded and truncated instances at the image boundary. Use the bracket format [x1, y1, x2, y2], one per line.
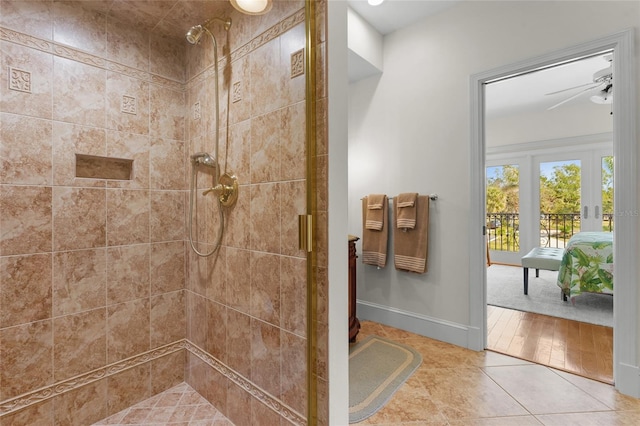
[75, 154, 133, 180]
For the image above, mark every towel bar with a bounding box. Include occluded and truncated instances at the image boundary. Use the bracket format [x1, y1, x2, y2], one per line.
[360, 194, 438, 201]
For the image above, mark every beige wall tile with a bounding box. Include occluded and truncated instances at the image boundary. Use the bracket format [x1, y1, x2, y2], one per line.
[281, 330, 307, 415]
[150, 290, 185, 347]
[150, 137, 186, 190]
[53, 1, 106, 56]
[53, 378, 108, 426]
[0, 399, 53, 425]
[53, 122, 107, 187]
[106, 189, 150, 245]
[222, 183, 250, 250]
[206, 245, 226, 303]
[106, 130, 150, 189]
[250, 252, 280, 325]
[0, 253, 52, 328]
[0, 113, 52, 185]
[249, 183, 281, 253]
[0, 41, 53, 119]
[226, 380, 252, 426]
[106, 18, 149, 71]
[53, 56, 106, 128]
[225, 247, 251, 313]
[106, 71, 150, 135]
[53, 248, 106, 316]
[53, 308, 106, 381]
[107, 363, 151, 416]
[53, 187, 106, 251]
[250, 109, 280, 183]
[151, 350, 185, 395]
[150, 241, 185, 295]
[250, 318, 281, 399]
[150, 84, 185, 140]
[205, 367, 229, 418]
[0, 0, 53, 40]
[251, 397, 284, 426]
[0, 320, 53, 400]
[107, 298, 150, 363]
[280, 256, 306, 336]
[227, 55, 251, 126]
[150, 190, 185, 242]
[0, 185, 52, 256]
[187, 291, 207, 349]
[206, 298, 227, 363]
[106, 244, 150, 305]
[281, 101, 306, 181]
[150, 32, 186, 82]
[226, 309, 251, 378]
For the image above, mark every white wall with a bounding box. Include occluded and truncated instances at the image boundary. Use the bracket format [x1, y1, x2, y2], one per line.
[347, 1, 640, 339]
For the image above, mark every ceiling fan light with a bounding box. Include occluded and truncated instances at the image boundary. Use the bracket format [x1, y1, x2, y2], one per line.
[230, 0, 272, 15]
[591, 91, 613, 104]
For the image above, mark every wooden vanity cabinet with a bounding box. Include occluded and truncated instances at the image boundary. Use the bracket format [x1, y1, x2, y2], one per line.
[348, 235, 361, 342]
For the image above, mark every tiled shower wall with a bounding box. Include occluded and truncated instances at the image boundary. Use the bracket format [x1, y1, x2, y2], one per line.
[0, 1, 328, 425]
[181, 2, 312, 425]
[0, 1, 188, 424]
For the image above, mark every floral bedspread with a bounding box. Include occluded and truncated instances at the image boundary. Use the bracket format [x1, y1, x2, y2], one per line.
[557, 232, 613, 299]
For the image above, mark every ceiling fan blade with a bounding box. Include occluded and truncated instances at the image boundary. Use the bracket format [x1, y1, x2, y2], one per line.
[547, 84, 603, 110]
[545, 81, 600, 96]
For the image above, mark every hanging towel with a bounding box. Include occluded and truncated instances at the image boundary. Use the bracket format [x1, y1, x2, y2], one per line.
[394, 195, 429, 273]
[365, 194, 386, 230]
[362, 195, 388, 268]
[396, 192, 418, 229]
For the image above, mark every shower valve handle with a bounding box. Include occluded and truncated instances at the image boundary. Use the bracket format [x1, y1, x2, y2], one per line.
[203, 173, 238, 207]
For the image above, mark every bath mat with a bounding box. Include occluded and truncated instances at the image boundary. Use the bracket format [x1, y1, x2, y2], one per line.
[349, 335, 422, 423]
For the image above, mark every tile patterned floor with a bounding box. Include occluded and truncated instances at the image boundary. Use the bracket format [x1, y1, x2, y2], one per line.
[92, 320, 640, 425]
[93, 383, 233, 425]
[355, 320, 640, 425]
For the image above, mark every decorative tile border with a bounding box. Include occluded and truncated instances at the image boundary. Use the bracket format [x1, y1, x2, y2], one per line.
[0, 341, 184, 417]
[0, 26, 183, 92]
[184, 341, 306, 426]
[0, 339, 306, 425]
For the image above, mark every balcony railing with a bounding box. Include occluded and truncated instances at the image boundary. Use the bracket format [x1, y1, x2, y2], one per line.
[487, 212, 613, 252]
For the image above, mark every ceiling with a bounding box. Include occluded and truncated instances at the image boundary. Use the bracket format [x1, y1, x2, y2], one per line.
[74, 0, 233, 39]
[346, 0, 460, 35]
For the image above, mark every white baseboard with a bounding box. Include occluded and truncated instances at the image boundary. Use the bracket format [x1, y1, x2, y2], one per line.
[615, 362, 640, 398]
[356, 300, 478, 350]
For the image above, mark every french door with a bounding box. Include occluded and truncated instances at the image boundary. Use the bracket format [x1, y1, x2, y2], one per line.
[534, 148, 613, 249]
[487, 146, 612, 264]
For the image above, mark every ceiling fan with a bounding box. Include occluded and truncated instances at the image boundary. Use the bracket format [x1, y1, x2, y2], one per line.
[546, 55, 613, 110]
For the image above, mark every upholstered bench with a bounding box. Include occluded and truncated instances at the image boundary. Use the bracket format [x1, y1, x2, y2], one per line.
[521, 247, 564, 295]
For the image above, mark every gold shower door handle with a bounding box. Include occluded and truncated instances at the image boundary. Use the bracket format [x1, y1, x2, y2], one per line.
[299, 214, 313, 252]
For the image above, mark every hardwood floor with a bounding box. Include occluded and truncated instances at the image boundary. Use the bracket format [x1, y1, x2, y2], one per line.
[487, 304, 613, 384]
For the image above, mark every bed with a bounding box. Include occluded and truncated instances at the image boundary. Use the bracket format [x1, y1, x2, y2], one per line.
[557, 231, 613, 300]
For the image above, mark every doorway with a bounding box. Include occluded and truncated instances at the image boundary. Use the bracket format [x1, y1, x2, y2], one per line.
[469, 30, 638, 396]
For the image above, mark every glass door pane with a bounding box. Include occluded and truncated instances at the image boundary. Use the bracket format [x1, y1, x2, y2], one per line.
[601, 155, 614, 231]
[539, 160, 581, 248]
[486, 164, 520, 261]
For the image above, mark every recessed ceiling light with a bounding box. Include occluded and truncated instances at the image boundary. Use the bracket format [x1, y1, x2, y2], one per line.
[368, 0, 385, 6]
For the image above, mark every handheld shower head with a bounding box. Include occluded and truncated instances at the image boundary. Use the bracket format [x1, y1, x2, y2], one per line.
[191, 152, 217, 169]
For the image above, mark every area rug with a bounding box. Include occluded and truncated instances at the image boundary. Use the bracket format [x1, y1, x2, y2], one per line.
[349, 335, 422, 423]
[487, 264, 613, 327]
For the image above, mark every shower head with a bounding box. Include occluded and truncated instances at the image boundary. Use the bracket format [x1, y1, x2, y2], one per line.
[186, 25, 204, 44]
[185, 17, 232, 44]
[191, 152, 217, 169]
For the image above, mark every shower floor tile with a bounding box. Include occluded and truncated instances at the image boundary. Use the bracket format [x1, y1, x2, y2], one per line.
[93, 382, 233, 425]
